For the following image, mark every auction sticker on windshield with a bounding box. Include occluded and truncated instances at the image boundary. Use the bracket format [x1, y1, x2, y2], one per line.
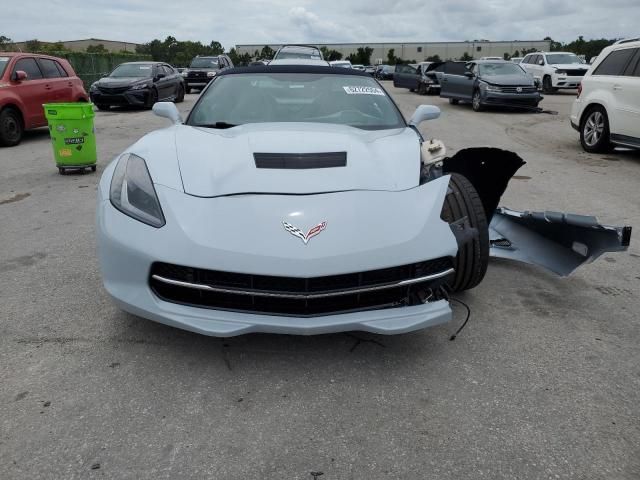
[343, 86, 385, 96]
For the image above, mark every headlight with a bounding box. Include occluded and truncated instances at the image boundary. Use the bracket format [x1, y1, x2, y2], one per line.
[90, 82, 98, 91]
[109, 153, 165, 228]
[207, 71, 217, 78]
[555, 70, 566, 75]
[484, 84, 501, 92]
[181, 70, 188, 77]
[130, 83, 150, 90]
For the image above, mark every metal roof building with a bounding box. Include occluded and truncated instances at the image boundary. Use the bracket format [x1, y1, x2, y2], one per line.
[236, 40, 551, 62]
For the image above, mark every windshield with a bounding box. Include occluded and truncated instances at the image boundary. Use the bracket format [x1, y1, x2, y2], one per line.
[276, 51, 322, 60]
[545, 54, 583, 65]
[190, 58, 219, 68]
[110, 63, 154, 78]
[0, 56, 9, 77]
[479, 63, 527, 76]
[188, 73, 405, 130]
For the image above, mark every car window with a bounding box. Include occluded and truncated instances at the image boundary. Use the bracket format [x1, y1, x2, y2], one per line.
[594, 48, 636, 76]
[479, 63, 527, 76]
[188, 73, 405, 130]
[622, 48, 640, 76]
[54, 61, 69, 77]
[190, 58, 219, 68]
[110, 63, 154, 77]
[13, 58, 43, 80]
[162, 65, 174, 75]
[38, 58, 63, 78]
[445, 62, 467, 75]
[546, 53, 584, 64]
[633, 51, 640, 77]
[0, 56, 10, 77]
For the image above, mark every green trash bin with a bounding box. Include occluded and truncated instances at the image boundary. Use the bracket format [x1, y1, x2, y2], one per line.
[43, 103, 97, 174]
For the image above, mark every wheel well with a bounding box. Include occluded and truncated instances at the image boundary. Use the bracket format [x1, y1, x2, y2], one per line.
[580, 103, 607, 128]
[1, 104, 25, 128]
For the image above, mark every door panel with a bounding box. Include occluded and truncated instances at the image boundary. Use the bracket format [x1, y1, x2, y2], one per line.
[11, 58, 50, 127]
[37, 58, 70, 102]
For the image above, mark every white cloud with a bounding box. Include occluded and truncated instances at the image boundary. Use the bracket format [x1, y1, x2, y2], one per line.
[2, 0, 637, 48]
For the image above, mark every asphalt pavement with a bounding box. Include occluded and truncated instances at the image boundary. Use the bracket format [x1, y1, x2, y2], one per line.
[1, 86, 639, 479]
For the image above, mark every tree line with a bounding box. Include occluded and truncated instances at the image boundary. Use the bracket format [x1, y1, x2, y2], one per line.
[0, 34, 623, 65]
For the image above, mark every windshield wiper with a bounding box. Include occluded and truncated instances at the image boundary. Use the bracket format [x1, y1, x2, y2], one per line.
[193, 122, 239, 129]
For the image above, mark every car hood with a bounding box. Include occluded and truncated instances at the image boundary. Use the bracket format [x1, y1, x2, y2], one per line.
[187, 68, 219, 73]
[170, 123, 420, 197]
[482, 74, 535, 86]
[98, 76, 149, 87]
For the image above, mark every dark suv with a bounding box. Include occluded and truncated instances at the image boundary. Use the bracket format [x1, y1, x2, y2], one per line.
[183, 55, 233, 93]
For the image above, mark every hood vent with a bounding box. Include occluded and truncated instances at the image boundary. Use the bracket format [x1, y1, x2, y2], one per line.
[254, 152, 347, 169]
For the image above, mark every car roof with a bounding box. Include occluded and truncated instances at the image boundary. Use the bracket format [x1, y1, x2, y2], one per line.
[120, 61, 160, 65]
[269, 59, 331, 66]
[218, 65, 371, 77]
[277, 45, 321, 52]
[472, 59, 511, 63]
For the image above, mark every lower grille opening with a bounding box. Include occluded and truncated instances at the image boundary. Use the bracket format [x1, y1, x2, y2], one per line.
[149, 258, 454, 317]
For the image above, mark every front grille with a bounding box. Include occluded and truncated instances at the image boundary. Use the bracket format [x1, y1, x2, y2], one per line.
[564, 69, 587, 76]
[98, 86, 129, 94]
[149, 258, 454, 317]
[499, 86, 537, 94]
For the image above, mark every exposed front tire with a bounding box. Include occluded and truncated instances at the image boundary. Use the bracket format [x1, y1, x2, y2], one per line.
[146, 88, 158, 109]
[449, 98, 459, 105]
[175, 84, 185, 103]
[418, 83, 427, 95]
[441, 173, 489, 292]
[472, 90, 484, 112]
[580, 106, 612, 153]
[96, 104, 110, 111]
[185, 86, 192, 94]
[542, 75, 557, 94]
[0, 107, 23, 147]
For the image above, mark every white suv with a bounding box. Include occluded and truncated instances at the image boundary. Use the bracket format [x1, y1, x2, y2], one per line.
[521, 51, 589, 93]
[570, 38, 640, 152]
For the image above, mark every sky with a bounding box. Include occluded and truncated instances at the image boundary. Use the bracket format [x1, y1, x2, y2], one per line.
[3, 0, 639, 49]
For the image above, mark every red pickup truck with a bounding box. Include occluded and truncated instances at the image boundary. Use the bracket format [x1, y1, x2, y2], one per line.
[0, 53, 89, 147]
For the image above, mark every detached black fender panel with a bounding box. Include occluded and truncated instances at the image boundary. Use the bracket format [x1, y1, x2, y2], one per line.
[443, 148, 525, 221]
[489, 208, 632, 276]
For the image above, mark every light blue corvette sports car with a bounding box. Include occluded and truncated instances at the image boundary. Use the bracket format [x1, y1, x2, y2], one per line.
[97, 65, 631, 336]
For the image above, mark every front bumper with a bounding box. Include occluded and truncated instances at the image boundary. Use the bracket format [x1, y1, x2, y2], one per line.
[97, 173, 458, 336]
[482, 91, 541, 107]
[552, 73, 582, 89]
[90, 89, 149, 106]
[185, 77, 213, 88]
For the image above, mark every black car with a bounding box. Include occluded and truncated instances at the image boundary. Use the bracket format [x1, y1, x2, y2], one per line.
[393, 62, 444, 94]
[374, 65, 395, 80]
[89, 62, 184, 110]
[439, 60, 541, 112]
[183, 55, 233, 93]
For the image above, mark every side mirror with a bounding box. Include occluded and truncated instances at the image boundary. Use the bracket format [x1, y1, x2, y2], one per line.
[464, 71, 474, 78]
[152, 102, 183, 125]
[13, 70, 27, 82]
[409, 105, 440, 127]
[156, 73, 166, 80]
[538, 60, 544, 65]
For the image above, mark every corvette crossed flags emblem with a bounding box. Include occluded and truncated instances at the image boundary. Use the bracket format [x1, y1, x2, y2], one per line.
[282, 221, 327, 245]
